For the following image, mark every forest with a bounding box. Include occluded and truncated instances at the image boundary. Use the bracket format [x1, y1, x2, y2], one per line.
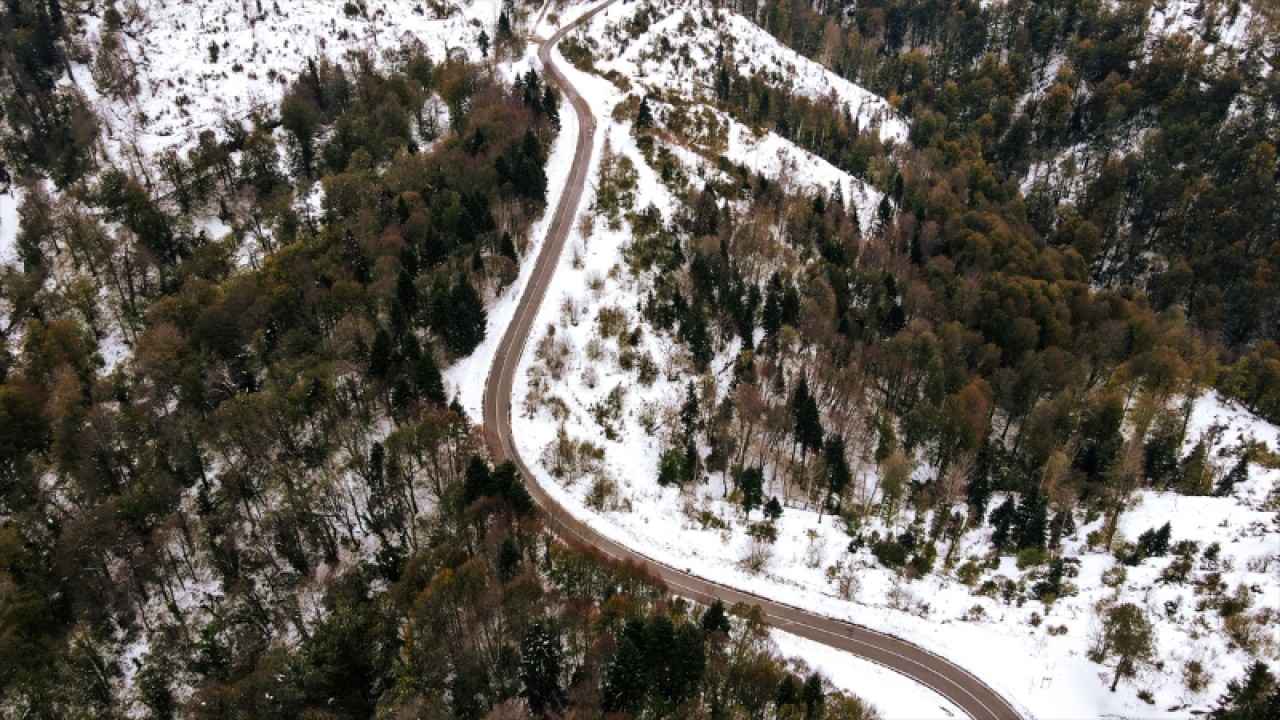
[512, 0, 1280, 705]
[572, 0, 1280, 552]
[2, 0, 1280, 714]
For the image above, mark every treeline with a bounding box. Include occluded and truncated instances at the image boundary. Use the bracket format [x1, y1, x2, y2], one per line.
[715, 0, 1280, 417]
[0, 47, 569, 713]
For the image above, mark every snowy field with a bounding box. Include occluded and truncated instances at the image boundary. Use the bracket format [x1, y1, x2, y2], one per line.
[75, 0, 511, 160]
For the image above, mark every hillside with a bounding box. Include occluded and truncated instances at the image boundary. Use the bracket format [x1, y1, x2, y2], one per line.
[2, 0, 1279, 717]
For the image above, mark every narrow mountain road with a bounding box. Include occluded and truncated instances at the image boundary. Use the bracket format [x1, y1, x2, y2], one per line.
[482, 4, 1023, 719]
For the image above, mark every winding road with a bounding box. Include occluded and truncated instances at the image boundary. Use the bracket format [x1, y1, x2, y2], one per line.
[482, 4, 1023, 718]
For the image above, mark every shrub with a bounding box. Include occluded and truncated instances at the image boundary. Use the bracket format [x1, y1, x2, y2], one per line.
[956, 559, 983, 587]
[871, 538, 908, 568]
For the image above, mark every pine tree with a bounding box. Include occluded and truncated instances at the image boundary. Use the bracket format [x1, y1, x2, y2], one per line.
[663, 622, 706, 706]
[989, 497, 1016, 552]
[520, 622, 565, 717]
[499, 230, 518, 260]
[680, 381, 700, 443]
[792, 377, 823, 456]
[463, 456, 493, 505]
[1137, 522, 1171, 557]
[1014, 490, 1048, 551]
[762, 274, 783, 341]
[497, 10, 512, 41]
[764, 496, 783, 523]
[1180, 439, 1213, 495]
[776, 674, 801, 710]
[823, 435, 851, 507]
[1094, 603, 1155, 692]
[658, 448, 685, 487]
[701, 599, 731, 636]
[515, 128, 548, 203]
[497, 537, 521, 581]
[739, 466, 764, 517]
[414, 342, 446, 403]
[369, 327, 392, 378]
[1210, 661, 1280, 720]
[802, 673, 825, 719]
[543, 85, 559, 130]
[636, 95, 654, 130]
[444, 277, 486, 356]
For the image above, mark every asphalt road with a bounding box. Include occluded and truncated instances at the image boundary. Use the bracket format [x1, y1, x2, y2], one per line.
[482, 4, 1024, 718]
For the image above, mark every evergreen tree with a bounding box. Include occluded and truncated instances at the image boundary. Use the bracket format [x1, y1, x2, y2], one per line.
[414, 342, 446, 404]
[764, 496, 783, 523]
[823, 434, 852, 513]
[369, 327, 392, 378]
[444, 277, 487, 356]
[543, 85, 559, 130]
[680, 381, 700, 443]
[776, 674, 801, 710]
[515, 128, 548, 203]
[701, 599, 731, 636]
[1014, 490, 1048, 552]
[966, 442, 993, 518]
[739, 466, 764, 517]
[463, 456, 494, 505]
[661, 623, 705, 707]
[658, 448, 685, 487]
[762, 274, 783, 341]
[636, 95, 654, 130]
[520, 622, 565, 717]
[1210, 661, 1280, 720]
[792, 377, 823, 456]
[493, 460, 534, 515]
[1137, 522, 1171, 558]
[1180, 439, 1214, 496]
[1094, 603, 1155, 692]
[499, 230, 518, 260]
[802, 673, 825, 719]
[988, 497, 1016, 553]
[497, 537, 521, 581]
[497, 10, 512, 41]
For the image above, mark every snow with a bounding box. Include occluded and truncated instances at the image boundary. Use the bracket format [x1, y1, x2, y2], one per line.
[492, 6, 1280, 714]
[444, 44, 583, 421]
[582, 0, 907, 145]
[772, 628, 964, 720]
[720, 118, 886, 233]
[88, 0, 510, 159]
[1146, 0, 1258, 53]
[0, 187, 20, 266]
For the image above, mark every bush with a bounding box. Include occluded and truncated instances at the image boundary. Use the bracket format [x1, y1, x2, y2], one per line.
[747, 522, 777, 544]
[1183, 660, 1208, 693]
[871, 538, 908, 568]
[1159, 555, 1194, 584]
[956, 559, 983, 587]
[1016, 547, 1047, 569]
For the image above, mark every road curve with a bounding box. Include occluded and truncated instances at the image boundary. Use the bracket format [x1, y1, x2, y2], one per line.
[482, 5, 1023, 719]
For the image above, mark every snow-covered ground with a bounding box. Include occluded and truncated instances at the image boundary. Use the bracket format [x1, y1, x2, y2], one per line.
[0, 187, 19, 266]
[473, 3, 1280, 718]
[1146, 0, 1257, 52]
[444, 46, 582, 418]
[773, 628, 964, 720]
[508, 193, 1280, 719]
[78, 0, 509, 160]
